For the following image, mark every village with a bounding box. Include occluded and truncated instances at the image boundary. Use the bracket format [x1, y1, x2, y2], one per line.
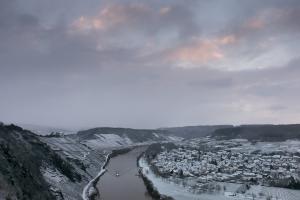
[150, 138, 300, 188]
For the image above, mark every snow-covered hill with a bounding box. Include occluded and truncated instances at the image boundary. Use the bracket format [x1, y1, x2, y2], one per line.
[72, 127, 182, 149]
[17, 124, 77, 136]
[0, 124, 84, 200]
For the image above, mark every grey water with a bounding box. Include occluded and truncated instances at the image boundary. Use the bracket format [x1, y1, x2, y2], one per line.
[97, 147, 153, 200]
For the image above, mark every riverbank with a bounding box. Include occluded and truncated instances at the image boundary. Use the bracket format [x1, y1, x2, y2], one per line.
[139, 157, 217, 200]
[137, 153, 174, 200]
[82, 147, 132, 200]
[82, 154, 110, 200]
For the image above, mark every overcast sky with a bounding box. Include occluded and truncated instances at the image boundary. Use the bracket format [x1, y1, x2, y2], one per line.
[1, 0, 300, 129]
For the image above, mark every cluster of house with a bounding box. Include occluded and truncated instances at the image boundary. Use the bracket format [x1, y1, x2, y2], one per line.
[151, 140, 300, 185]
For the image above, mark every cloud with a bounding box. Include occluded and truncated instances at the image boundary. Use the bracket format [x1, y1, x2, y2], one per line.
[167, 40, 224, 66]
[0, 0, 300, 128]
[71, 4, 147, 32]
[244, 18, 265, 30]
[160, 6, 172, 15]
[166, 35, 236, 68]
[70, 2, 199, 38]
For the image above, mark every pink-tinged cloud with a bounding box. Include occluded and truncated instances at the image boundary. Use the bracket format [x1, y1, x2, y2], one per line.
[160, 6, 172, 15]
[71, 4, 149, 32]
[167, 35, 236, 66]
[72, 16, 107, 31]
[218, 35, 236, 45]
[245, 18, 265, 30]
[243, 7, 295, 31]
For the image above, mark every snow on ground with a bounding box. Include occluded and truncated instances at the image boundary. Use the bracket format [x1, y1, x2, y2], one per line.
[82, 133, 133, 149]
[40, 136, 91, 160]
[139, 158, 232, 200]
[41, 166, 86, 200]
[166, 135, 184, 142]
[254, 140, 300, 153]
[40, 131, 174, 199]
[81, 133, 173, 149]
[82, 154, 110, 200]
[18, 124, 76, 136]
[248, 185, 300, 200]
[139, 157, 300, 200]
[40, 136, 108, 200]
[229, 139, 300, 154]
[41, 167, 67, 184]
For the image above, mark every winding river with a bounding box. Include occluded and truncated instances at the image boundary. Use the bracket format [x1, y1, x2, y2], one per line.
[97, 147, 153, 200]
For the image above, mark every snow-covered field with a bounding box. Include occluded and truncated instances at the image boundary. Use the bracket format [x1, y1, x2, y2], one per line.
[254, 140, 300, 154]
[248, 185, 300, 200]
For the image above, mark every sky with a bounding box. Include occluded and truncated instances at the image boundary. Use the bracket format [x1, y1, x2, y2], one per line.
[1, 0, 300, 129]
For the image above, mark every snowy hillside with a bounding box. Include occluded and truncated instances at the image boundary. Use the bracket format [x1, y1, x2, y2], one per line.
[0, 124, 83, 200]
[73, 127, 182, 149]
[18, 124, 77, 136]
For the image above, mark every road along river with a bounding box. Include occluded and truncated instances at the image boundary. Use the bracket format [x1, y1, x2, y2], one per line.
[97, 147, 153, 200]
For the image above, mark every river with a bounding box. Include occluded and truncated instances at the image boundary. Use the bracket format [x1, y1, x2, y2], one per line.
[97, 147, 153, 200]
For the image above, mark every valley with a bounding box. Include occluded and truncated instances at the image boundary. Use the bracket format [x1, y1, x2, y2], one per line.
[1, 123, 300, 200]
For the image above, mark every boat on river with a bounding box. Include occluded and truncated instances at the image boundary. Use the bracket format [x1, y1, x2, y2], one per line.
[115, 171, 120, 177]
